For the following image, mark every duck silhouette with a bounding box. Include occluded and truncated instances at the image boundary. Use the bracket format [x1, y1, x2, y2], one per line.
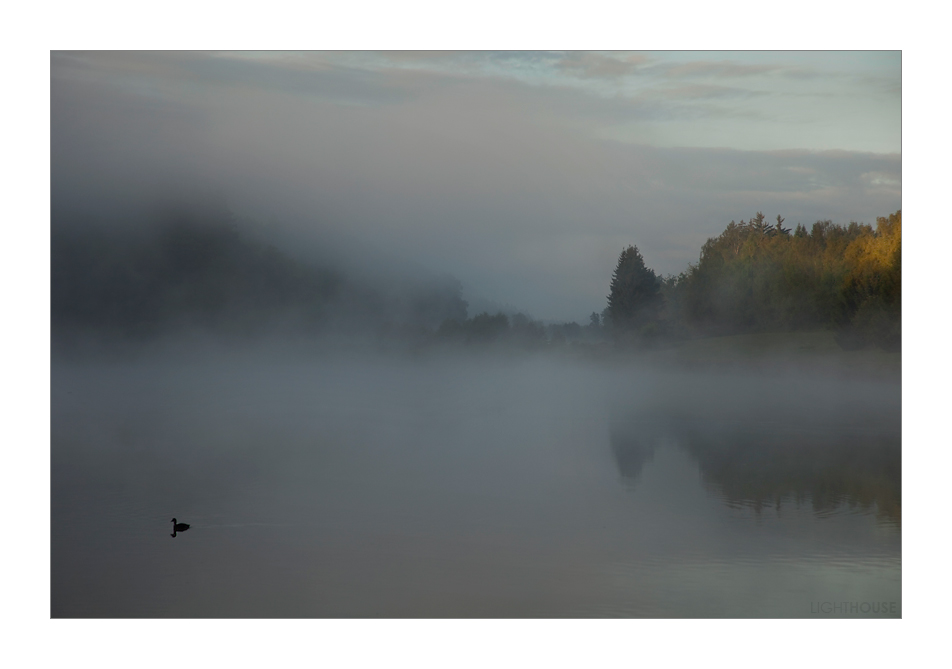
[170, 518, 190, 537]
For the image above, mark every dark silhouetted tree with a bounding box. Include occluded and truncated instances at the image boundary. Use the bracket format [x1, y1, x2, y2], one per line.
[606, 245, 662, 334]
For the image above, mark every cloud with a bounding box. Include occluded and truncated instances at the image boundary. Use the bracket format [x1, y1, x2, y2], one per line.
[653, 60, 780, 79]
[778, 66, 824, 80]
[556, 51, 650, 79]
[648, 59, 832, 84]
[647, 84, 766, 101]
[54, 51, 417, 109]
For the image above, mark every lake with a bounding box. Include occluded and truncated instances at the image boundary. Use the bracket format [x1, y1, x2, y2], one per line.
[51, 349, 901, 617]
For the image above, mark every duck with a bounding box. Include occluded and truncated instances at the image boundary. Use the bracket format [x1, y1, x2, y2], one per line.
[170, 518, 190, 537]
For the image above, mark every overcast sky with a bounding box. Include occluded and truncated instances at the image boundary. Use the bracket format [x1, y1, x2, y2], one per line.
[51, 51, 900, 322]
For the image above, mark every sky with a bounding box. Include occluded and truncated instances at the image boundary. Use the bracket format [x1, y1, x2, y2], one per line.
[51, 51, 901, 322]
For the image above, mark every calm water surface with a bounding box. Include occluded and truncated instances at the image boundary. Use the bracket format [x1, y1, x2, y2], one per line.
[51, 352, 901, 617]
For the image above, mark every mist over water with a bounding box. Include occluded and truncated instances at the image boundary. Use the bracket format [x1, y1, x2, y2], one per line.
[48, 50, 902, 620]
[51, 346, 900, 617]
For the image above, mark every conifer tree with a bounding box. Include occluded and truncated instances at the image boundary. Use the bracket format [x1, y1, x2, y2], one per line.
[607, 245, 661, 333]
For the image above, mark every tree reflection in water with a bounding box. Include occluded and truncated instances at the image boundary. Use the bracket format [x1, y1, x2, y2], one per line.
[609, 420, 658, 484]
[610, 408, 900, 524]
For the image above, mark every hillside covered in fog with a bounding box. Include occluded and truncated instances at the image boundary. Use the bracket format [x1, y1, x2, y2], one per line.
[51, 205, 469, 349]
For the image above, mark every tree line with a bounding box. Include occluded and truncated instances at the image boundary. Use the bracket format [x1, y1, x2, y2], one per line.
[605, 210, 901, 351]
[52, 205, 901, 353]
